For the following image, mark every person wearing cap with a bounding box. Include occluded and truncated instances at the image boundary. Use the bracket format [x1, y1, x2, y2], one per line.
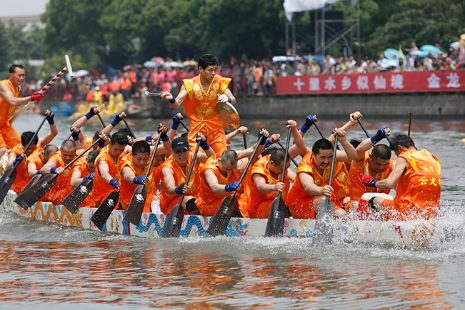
[160, 134, 214, 215]
[160, 54, 236, 154]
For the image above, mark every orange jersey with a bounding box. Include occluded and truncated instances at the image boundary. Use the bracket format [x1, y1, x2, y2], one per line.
[92, 145, 124, 206]
[0, 80, 20, 127]
[382, 149, 441, 220]
[286, 152, 350, 219]
[73, 157, 96, 208]
[9, 144, 31, 193]
[81, 136, 94, 150]
[40, 151, 81, 205]
[349, 151, 395, 200]
[183, 75, 231, 154]
[159, 153, 201, 215]
[195, 154, 240, 216]
[26, 147, 44, 172]
[238, 155, 290, 218]
[118, 152, 158, 212]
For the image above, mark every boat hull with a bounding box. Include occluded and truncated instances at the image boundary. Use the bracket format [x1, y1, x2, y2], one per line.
[0, 190, 439, 248]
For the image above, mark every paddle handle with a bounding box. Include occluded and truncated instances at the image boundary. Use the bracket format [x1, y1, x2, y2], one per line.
[177, 141, 201, 204]
[313, 122, 325, 139]
[277, 141, 298, 167]
[357, 119, 370, 138]
[144, 133, 162, 177]
[280, 128, 292, 183]
[179, 120, 189, 132]
[97, 113, 106, 127]
[122, 119, 135, 138]
[328, 135, 338, 187]
[408, 113, 412, 137]
[232, 135, 263, 195]
[23, 115, 48, 155]
[243, 133, 248, 149]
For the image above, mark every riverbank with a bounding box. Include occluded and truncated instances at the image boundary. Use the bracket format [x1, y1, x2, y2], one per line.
[43, 92, 465, 120]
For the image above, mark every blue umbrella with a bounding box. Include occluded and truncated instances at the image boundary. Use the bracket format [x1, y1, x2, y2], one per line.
[420, 45, 444, 56]
[383, 48, 405, 62]
[143, 60, 158, 68]
[409, 50, 430, 58]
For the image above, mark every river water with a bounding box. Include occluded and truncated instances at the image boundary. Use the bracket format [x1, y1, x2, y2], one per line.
[1, 112, 464, 309]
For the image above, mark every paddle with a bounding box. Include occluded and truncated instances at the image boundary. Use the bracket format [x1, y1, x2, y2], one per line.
[0, 115, 48, 204]
[276, 141, 298, 167]
[161, 141, 201, 238]
[358, 119, 392, 144]
[243, 133, 248, 149]
[408, 113, 412, 137]
[61, 178, 93, 214]
[22, 174, 42, 193]
[311, 134, 338, 246]
[314, 121, 340, 150]
[124, 133, 163, 225]
[90, 189, 120, 230]
[207, 135, 263, 237]
[179, 120, 189, 132]
[265, 127, 291, 237]
[122, 118, 135, 139]
[14, 138, 101, 210]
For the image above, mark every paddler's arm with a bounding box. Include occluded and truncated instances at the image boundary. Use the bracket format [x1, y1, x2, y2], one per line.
[160, 85, 188, 109]
[161, 167, 181, 195]
[367, 157, 407, 190]
[28, 161, 39, 177]
[40, 158, 58, 175]
[334, 128, 357, 161]
[38, 109, 58, 148]
[0, 83, 32, 106]
[196, 133, 215, 162]
[70, 166, 83, 187]
[299, 171, 333, 197]
[287, 120, 306, 159]
[220, 88, 236, 105]
[253, 173, 284, 194]
[205, 169, 228, 194]
[97, 160, 114, 184]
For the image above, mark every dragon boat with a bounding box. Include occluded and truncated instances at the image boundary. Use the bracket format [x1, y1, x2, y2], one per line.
[0, 190, 449, 249]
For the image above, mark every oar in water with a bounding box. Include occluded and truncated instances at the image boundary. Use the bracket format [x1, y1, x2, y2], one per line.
[61, 138, 103, 214]
[0, 114, 48, 204]
[124, 133, 163, 226]
[14, 139, 100, 210]
[265, 127, 291, 237]
[90, 189, 120, 230]
[207, 135, 263, 237]
[161, 141, 201, 238]
[311, 134, 338, 246]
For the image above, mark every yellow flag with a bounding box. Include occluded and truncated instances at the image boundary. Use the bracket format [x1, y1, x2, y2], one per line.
[399, 45, 405, 59]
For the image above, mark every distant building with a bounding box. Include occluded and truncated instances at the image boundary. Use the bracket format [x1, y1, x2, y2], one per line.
[0, 14, 45, 31]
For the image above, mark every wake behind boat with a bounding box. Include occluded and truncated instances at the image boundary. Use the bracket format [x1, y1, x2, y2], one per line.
[0, 189, 450, 249]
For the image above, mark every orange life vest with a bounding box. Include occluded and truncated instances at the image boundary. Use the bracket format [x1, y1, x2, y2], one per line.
[0, 80, 20, 127]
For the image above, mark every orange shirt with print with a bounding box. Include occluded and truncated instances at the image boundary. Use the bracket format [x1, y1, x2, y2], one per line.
[73, 158, 96, 208]
[40, 151, 81, 205]
[381, 149, 441, 220]
[286, 152, 350, 219]
[195, 154, 240, 216]
[159, 153, 200, 215]
[349, 151, 395, 200]
[118, 152, 158, 212]
[92, 145, 124, 207]
[183, 75, 231, 154]
[9, 144, 32, 193]
[238, 155, 290, 218]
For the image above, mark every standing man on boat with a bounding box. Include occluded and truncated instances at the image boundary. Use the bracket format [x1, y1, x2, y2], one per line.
[6, 109, 58, 194]
[0, 64, 44, 160]
[39, 140, 80, 205]
[286, 129, 357, 219]
[160, 134, 214, 215]
[361, 133, 441, 220]
[160, 54, 236, 154]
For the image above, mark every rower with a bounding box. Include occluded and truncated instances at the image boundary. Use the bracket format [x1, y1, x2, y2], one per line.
[69, 149, 99, 208]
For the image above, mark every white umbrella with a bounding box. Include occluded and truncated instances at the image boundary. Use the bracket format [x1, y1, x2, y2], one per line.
[451, 42, 459, 50]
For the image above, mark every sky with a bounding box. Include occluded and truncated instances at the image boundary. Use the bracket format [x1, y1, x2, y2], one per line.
[0, 0, 49, 16]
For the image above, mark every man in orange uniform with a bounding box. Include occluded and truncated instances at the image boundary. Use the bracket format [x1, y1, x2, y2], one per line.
[69, 149, 99, 208]
[0, 64, 43, 159]
[39, 140, 81, 205]
[27, 144, 59, 178]
[119, 132, 171, 212]
[346, 127, 395, 218]
[239, 121, 302, 218]
[160, 134, 214, 215]
[160, 54, 236, 153]
[361, 133, 441, 221]
[6, 110, 58, 193]
[286, 129, 357, 219]
[195, 129, 268, 216]
[92, 131, 129, 207]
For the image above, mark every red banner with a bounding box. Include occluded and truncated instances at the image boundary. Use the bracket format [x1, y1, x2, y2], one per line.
[276, 71, 465, 95]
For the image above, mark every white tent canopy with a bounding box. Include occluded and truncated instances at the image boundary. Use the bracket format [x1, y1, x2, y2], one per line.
[283, 0, 342, 21]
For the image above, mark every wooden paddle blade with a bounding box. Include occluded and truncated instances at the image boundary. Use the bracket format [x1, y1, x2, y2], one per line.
[14, 174, 57, 210]
[123, 185, 147, 226]
[311, 198, 335, 246]
[61, 179, 93, 214]
[264, 196, 287, 237]
[207, 195, 237, 237]
[0, 167, 17, 204]
[22, 174, 42, 193]
[91, 190, 119, 230]
[161, 203, 185, 238]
